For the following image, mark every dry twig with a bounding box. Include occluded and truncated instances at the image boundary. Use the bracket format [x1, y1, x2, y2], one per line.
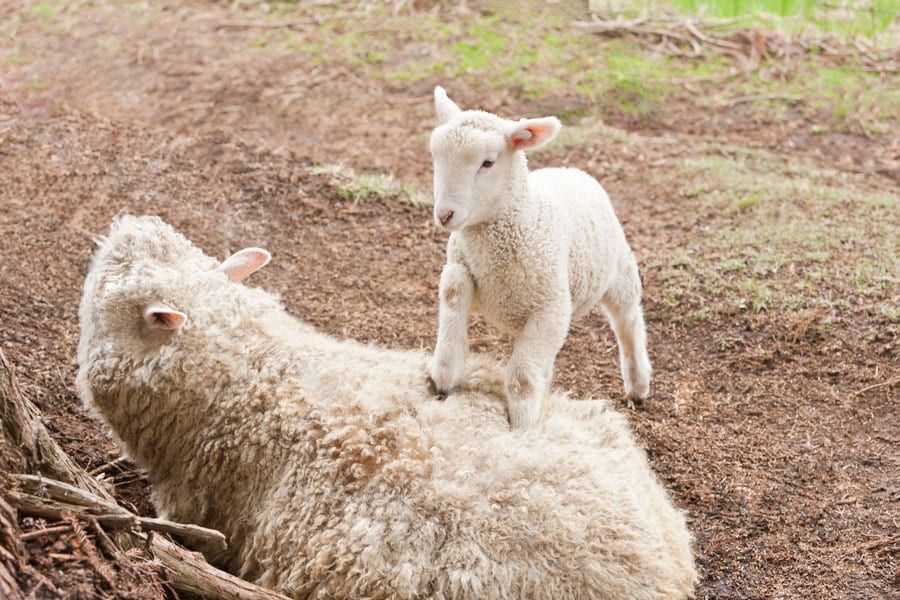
[849, 376, 900, 399]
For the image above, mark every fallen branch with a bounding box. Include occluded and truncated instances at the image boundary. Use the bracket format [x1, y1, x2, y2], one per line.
[10, 474, 228, 553]
[150, 534, 290, 600]
[1, 350, 107, 497]
[0, 497, 23, 600]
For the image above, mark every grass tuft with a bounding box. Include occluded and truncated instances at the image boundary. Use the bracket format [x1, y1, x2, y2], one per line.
[310, 164, 429, 207]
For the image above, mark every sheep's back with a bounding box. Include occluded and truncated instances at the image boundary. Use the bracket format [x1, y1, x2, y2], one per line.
[246, 382, 695, 599]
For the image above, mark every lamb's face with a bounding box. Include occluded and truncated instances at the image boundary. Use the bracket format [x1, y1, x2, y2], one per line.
[429, 87, 562, 232]
[430, 123, 509, 231]
[76, 215, 271, 414]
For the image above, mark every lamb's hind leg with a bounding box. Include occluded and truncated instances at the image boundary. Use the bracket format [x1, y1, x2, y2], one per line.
[602, 257, 651, 403]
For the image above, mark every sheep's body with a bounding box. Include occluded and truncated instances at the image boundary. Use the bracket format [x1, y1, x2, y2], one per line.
[76, 216, 695, 599]
[428, 88, 651, 428]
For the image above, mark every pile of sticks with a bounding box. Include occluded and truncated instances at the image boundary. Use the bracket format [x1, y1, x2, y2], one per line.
[0, 349, 289, 600]
[573, 13, 898, 76]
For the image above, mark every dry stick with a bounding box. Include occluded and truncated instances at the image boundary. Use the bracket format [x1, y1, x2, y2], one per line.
[720, 93, 802, 107]
[683, 17, 743, 51]
[214, 13, 355, 31]
[87, 517, 121, 560]
[14, 474, 122, 512]
[8, 477, 228, 553]
[850, 376, 900, 399]
[19, 524, 73, 541]
[89, 456, 131, 477]
[149, 534, 290, 600]
[5, 486, 286, 599]
[0, 496, 24, 600]
[1, 352, 108, 498]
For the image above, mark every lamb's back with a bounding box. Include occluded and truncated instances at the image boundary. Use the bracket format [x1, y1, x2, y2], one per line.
[531, 167, 630, 317]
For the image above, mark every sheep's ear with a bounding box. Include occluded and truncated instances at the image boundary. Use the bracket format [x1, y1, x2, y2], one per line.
[144, 302, 187, 331]
[216, 247, 271, 283]
[435, 86, 462, 124]
[506, 117, 561, 151]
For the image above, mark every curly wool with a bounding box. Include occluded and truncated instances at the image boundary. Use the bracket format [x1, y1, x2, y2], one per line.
[76, 215, 696, 599]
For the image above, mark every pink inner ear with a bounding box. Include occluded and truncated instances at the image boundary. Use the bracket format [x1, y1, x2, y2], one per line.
[144, 303, 187, 330]
[512, 129, 533, 147]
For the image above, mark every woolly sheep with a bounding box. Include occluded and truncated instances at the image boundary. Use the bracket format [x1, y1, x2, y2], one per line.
[428, 87, 652, 429]
[76, 215, 695, 599]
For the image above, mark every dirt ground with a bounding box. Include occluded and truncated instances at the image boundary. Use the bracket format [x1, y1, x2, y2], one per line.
[1, 1, 897, 598]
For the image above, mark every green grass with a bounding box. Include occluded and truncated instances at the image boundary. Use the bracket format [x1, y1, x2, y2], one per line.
[31, 2, 57, 19]
[666, 0, 898, 37]
[255, 2, 896, 134]
[651, 148, 898, 318]
[310, 164, 428, 207]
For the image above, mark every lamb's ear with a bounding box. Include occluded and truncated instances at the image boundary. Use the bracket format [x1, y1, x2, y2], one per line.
[435, 86, 462, 124]
[216, 247, 271, 283]
[506, 117, 562, 151]
[144, 302, 187, 331]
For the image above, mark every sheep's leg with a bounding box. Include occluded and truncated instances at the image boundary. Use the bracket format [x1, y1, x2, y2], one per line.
[429, 263, 475, 393]
[506, 299, 571, 429]
[602, 260, 651, 403]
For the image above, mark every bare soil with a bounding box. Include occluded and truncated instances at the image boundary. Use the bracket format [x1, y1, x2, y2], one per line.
[0, 1, 896, 598]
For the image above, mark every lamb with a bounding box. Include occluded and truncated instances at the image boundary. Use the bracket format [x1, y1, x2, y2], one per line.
[76, 215, 696, 599]
[428, 86, 652, 429]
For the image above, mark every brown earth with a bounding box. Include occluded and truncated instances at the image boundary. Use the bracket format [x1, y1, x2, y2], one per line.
[0, 1, 897, 598]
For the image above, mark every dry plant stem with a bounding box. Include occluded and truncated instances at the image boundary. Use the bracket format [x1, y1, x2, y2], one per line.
[720, 93, 801, 107]
[849, 376, 900, 398]
[214, 13, 355, 31]
[19, 524, 73, 541]
[89, 455, 131, 477]
[0, 350, 285, 600]
[10, 475, 228, 553]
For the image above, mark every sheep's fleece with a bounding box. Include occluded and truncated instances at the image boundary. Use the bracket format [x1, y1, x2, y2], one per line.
[76, 216, 696, 599]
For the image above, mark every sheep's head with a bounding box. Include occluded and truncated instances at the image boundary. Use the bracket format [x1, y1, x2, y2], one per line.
[76, 215, 272, 414]
[429, 86, 561, 231]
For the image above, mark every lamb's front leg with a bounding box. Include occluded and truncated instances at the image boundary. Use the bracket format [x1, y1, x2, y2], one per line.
[429, 262, 475, 393]
[506, 297, 572, 429]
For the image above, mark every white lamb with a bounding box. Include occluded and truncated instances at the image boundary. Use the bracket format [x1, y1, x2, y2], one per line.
[76, 215, 695, 599]
[428, 87, 652, 429]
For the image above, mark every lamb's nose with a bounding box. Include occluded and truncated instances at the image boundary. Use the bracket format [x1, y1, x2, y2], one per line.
[438, 210, 454, 227]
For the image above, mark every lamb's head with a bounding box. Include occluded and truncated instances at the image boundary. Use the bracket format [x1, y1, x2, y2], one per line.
[429, 86, 561, 231]
[76, 215, 273, 419]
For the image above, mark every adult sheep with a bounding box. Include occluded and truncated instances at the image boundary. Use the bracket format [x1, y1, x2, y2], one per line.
[76, 215, 696, 599]
[428, 86, 651, 429]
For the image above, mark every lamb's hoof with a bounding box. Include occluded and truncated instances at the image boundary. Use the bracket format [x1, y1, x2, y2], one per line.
[426, 375, 450, 400]
[626, 395, 648, 410]
[507, 400, 541, 430]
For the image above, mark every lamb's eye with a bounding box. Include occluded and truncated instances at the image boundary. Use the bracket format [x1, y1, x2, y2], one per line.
[481, 159, 494, 169]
